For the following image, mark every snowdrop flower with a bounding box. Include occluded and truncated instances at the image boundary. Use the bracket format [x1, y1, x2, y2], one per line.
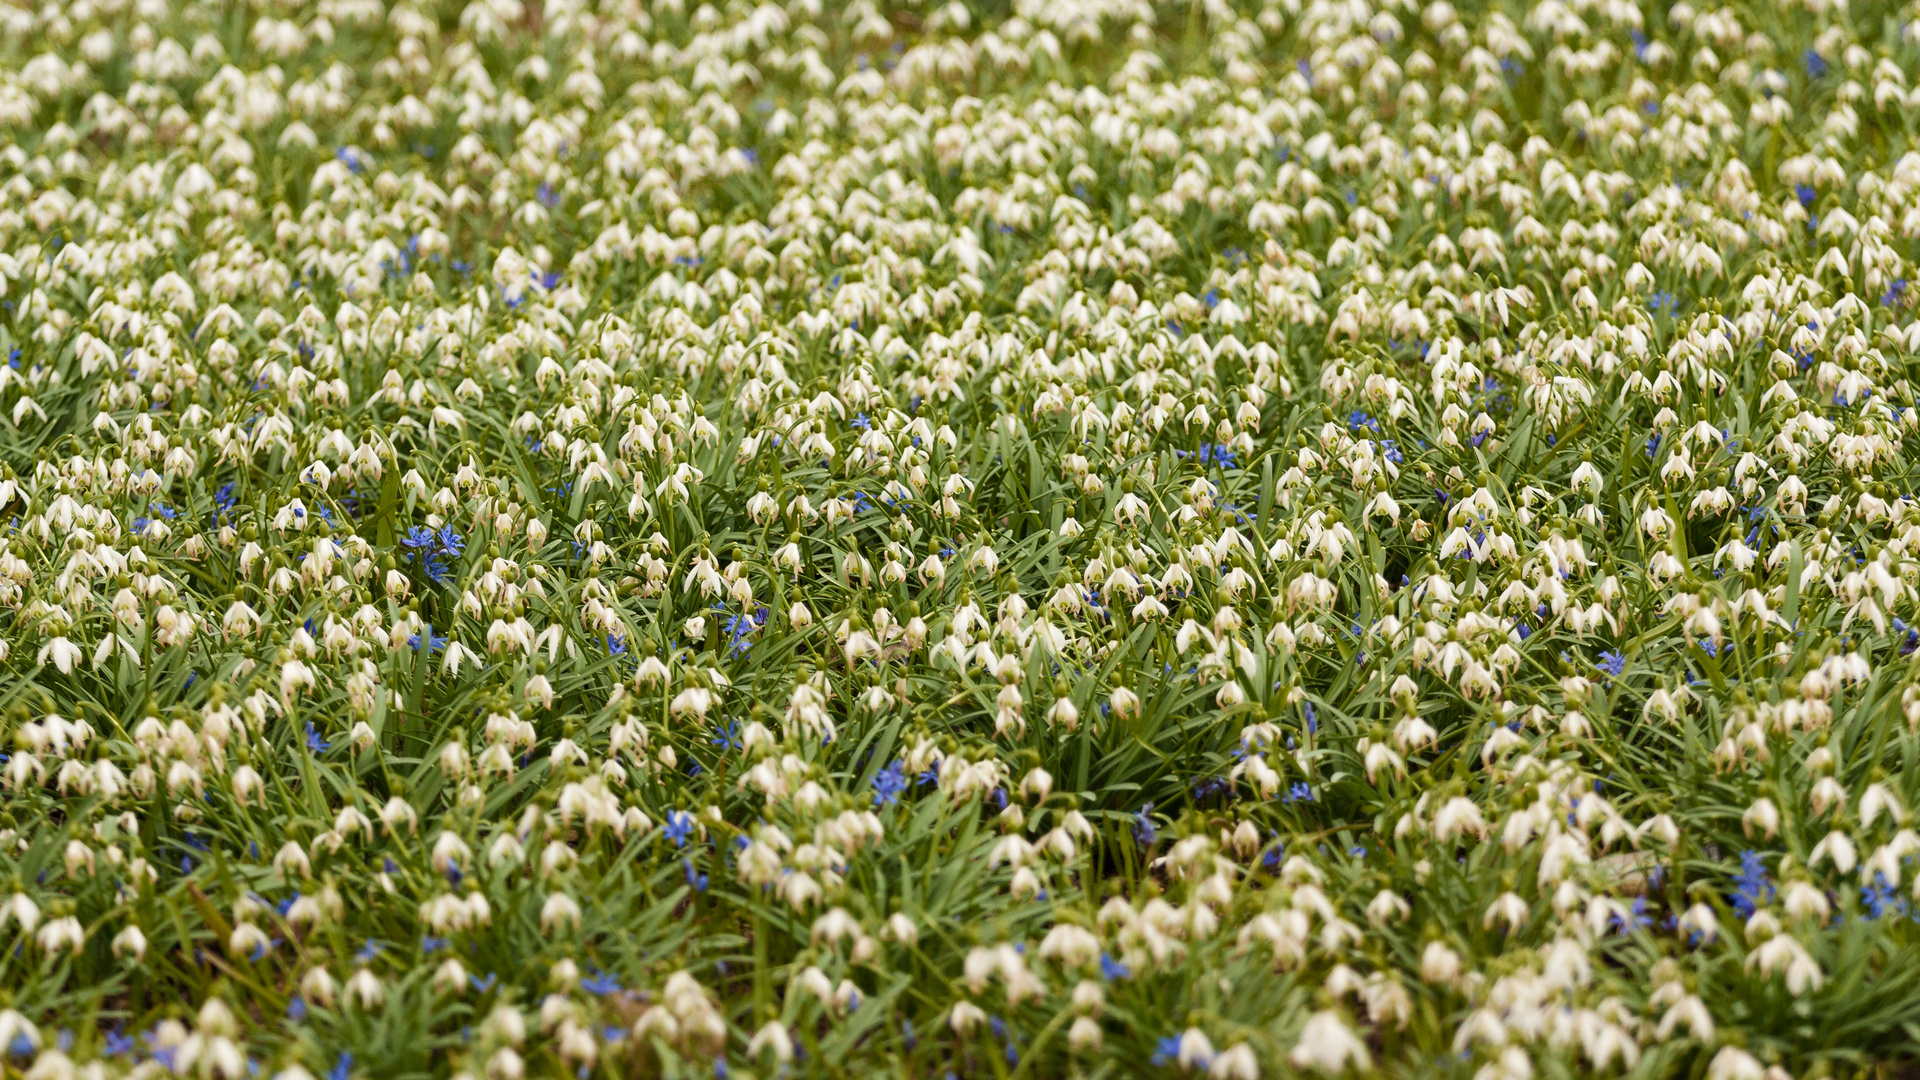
[37, 637, 81, 674]
[1289, 1011, 1369, 1073]
[36, 916, 84, 954]
[749, 1021, 793, 1062]
[113, 924, 147, 961]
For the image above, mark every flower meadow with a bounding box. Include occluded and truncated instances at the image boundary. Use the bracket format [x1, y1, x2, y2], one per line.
[9, 0, 1920, 1076]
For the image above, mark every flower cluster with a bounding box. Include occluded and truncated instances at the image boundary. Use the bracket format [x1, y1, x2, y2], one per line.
[1, 0, 1920, 1077]
[401, 524, 466, 585]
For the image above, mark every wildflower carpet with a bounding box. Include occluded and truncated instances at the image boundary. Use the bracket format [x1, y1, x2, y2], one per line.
[2, 0, 1920, 1076]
